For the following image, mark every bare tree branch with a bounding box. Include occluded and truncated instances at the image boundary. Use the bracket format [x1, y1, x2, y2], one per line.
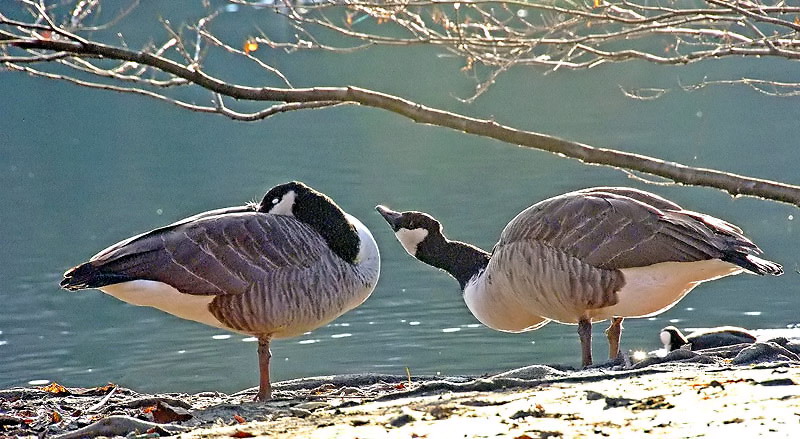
[234, 0, 800, 95]
[680, 76, 800, 96]
[2, 1, 799, 207]
[212, 93, 350, 121]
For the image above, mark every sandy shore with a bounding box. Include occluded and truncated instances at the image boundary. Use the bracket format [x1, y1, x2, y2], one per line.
[2, 342, 799, 438]
[183, 363, 800, 439]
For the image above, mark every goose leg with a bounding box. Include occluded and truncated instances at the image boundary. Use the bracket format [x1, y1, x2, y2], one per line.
[605, 317, 624, 360]
[256, 336, 272, 401]
[578, 317, 593, 367]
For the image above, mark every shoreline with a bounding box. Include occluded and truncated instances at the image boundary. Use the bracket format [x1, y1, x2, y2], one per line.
[2, 342, 799, 438]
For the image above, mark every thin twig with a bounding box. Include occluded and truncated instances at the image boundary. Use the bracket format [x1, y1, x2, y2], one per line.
[213, 93, 349, 121]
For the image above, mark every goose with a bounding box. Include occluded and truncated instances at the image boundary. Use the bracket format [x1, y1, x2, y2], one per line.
[376, 187, 782, 367]
[61, 181, 380, 400]
[661, 325, 756, 352]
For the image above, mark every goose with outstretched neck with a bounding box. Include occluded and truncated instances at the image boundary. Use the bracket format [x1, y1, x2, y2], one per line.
[376, 187, 782, 367]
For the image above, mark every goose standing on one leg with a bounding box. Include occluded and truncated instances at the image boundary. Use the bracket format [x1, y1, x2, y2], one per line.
[376, 187, 782, 367]
[61, 181, 380, 400]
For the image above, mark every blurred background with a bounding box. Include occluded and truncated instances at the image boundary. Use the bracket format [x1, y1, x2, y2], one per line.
[1, 0, 797, 394]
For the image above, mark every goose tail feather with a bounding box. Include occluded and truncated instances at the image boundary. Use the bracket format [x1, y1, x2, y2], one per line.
[722, 253, 783, 276]
[60, 263, 131, 291]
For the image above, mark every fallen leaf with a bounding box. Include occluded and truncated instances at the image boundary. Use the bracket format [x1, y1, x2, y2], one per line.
[150, 401, 193, 424]
[50, 411, 62, 424]
[39, 382, 70, 395]
[71, 382, 117, 396]
[231, 430, 255, 438]
[96, 383, 117, 393]
[234, 414, 246, 424]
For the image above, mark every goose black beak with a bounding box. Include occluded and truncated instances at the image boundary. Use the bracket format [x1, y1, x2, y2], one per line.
[375, 205, 403, 231]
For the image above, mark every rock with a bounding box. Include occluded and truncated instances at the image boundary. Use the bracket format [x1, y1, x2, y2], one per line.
[632, 347, 699, 369]
[288, 407, 312, 418]
[51, 415, 189, 439]
[756, 378, 796, 386]
[585, 390, 605, 401]
[732, 342, 800, 365]
[388, 413, 415, 427]
[491, 365, 566, 380]
[294, 401, 331, 411]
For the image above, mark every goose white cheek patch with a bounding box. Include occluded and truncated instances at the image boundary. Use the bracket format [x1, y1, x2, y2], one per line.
[660, 330, 672, 349]
[395, 228, 429, 256]
[269, 190, 296, 216]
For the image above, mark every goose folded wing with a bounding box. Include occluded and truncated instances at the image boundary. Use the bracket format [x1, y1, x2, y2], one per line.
[574, 187, 683, 211]
[500, 189, 756, 270]
[86, 212, 326, 296]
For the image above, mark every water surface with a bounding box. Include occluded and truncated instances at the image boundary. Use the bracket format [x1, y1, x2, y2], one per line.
[1, 2, 798, 394]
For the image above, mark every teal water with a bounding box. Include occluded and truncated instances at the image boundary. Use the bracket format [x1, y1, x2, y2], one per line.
[1, 2, 798, 395]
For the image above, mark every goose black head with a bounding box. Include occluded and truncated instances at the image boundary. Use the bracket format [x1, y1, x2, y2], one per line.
[259, 181, 311, 216]
[660, 325, 689, 351]
[376, 205, 490, 290]
[259, 181, 359, 263]
[375, 205, 444, 257]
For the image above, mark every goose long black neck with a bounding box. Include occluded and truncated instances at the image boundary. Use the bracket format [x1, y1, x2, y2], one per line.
[416, 234, 491, 290]
[294, 192, 360, 264]
[261, 183, 360, 264]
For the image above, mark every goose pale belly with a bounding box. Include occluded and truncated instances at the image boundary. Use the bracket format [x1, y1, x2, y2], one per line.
[464, 240, 743, 329]
[101, 281, 223, 329]
[100, 265, 376, 339]
[588, 259, 742, 321]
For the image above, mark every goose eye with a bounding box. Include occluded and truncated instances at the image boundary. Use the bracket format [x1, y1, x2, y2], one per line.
[272, 197, 280, 205]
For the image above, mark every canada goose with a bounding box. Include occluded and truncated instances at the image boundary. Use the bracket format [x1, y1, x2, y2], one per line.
[376, 187, 782, 367]
[661, 325, 756, 351]
[61, 181, 380, 400]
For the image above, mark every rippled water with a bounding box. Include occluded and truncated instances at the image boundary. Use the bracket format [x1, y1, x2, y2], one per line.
[1, 3, 798, 395]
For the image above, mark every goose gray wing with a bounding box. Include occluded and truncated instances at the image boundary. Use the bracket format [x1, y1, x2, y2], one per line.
[498, 188, 762, 271]
[573, 187, 683, 211]
[90, 206, 253, 264]
[63, 211, 328, 296]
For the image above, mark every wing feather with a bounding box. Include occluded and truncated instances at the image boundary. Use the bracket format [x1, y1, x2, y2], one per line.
[499, 188, 759, 270]
[70, 211, 327, 296]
